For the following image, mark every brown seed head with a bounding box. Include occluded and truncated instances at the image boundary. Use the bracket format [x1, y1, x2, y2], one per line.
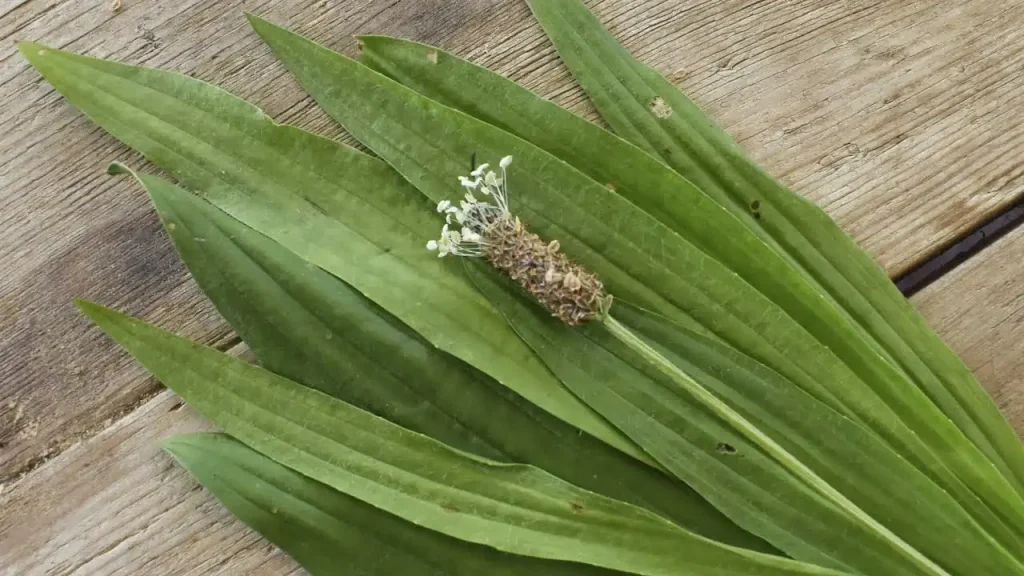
[483, 215, 611, 325]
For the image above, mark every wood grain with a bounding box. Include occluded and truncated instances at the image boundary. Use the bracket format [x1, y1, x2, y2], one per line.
[913, 225, 1024, 433]
[0, 390, 302, 576]
[3, 0, 1024, 573]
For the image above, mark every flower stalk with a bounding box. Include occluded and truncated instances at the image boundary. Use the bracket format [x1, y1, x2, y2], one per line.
[428, 155, 952, 576]
[601, 316, 951, 576]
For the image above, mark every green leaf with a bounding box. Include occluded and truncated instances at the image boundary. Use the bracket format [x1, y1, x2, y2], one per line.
[17, 41, 646, 465]
[164, 432, 623, 576]
[124, 166, 769, 552]
[248, 15, 1024, 559]
[466, 263, 1024, 576]
[78, 300, 844, 576]
[522, 0, 1024, 498]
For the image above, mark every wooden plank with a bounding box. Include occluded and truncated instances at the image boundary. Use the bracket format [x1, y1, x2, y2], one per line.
[4, 228, 1024, 575]
[0, 390, 302, 575]
[0, 343, 307, 574]
[3, 0, 1024, 564]
[913, 225, 1024, 433]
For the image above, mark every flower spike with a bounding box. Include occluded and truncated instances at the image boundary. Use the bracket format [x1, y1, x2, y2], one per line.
[426, 155, 611, 324]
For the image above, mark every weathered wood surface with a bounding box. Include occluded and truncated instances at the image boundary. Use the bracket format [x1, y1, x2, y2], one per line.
[2, 0, 1024, 574]
[914, 226, 1024, 431]
[0, 390, 303, 575]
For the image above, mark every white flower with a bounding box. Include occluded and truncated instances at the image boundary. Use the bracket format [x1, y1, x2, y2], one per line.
[426, 154, 515, 258]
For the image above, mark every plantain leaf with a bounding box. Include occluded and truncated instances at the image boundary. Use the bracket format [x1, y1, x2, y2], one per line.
[16, 41, 647, 465]
[355, 34, 1024, 553]
[466, 262, 1024, 576]
[164, 432, 623, 576]
[123, 166, 768, 552]
[523, 0, 1024, 498]
[22, 10, 1024, 576]
[78, 300, 845, 576]
[248, 14, 1024, 557]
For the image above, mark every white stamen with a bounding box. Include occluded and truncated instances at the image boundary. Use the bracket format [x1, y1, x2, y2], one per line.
[427, 154, 516, 258]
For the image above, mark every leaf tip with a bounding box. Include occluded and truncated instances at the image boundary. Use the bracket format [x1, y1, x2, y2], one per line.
[16, 41, 51, 66]
[73, 299, 126, 332]
[162, 434, 235, 468]
[244, 11, 277, 37]
[160, 436, 185, 458]
[73, 297, 103, 317]
[106, 161, 133, 177]
[160, 435, 205, 471]
[161, 433, 197, 456]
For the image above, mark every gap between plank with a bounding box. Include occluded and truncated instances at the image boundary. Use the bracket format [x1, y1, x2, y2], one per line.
[897, 197, 1024, 297]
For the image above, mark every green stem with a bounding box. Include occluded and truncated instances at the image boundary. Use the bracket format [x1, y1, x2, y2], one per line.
[602, 315, 951, 576]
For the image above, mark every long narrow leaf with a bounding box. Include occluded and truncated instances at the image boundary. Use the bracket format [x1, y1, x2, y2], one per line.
[125, 166, 767, 551]
[467, 263, 1024, 576]
[164, 432, 622, 576]
[524, 0, 1024, 497]
[78, 300, 845, 576]
[249, 15, 1024, 554]
[17, 41, 646, 464]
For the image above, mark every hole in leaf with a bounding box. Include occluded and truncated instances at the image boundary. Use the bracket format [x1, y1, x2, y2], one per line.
[716, 442, 737, 455]
[649, 97, 673, 119]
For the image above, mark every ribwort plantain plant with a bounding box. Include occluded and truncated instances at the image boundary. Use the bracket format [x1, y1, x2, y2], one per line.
[19, 1, 1024, 575]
